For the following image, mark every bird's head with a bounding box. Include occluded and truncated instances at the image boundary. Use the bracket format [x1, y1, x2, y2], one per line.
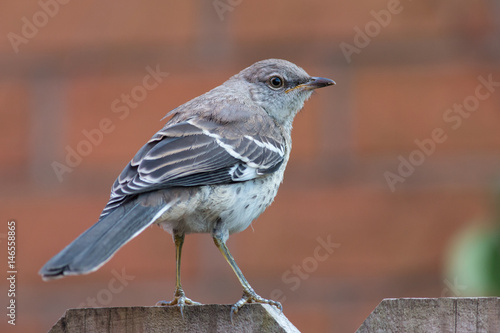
[233, 59, 335, 127]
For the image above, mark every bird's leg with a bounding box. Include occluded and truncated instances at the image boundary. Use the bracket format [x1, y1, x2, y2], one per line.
[156, 232, 201, 316]
[212, 235, 282, 319]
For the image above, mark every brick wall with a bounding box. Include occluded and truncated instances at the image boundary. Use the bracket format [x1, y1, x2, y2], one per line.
[2, 1, 500, 332]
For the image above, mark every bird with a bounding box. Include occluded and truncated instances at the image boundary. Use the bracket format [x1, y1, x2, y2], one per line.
[40, 59, 335, 317]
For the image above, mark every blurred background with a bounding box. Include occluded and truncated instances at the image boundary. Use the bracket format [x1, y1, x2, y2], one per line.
[1, 1, 500, 332]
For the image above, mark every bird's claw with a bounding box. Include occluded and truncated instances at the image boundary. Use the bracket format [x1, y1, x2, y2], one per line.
[230, 289, 282, 321]
[156, 290, 202, 318]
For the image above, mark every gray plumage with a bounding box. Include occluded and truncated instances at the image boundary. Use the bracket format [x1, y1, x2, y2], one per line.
[41, 197, 167, 277]
[40, 59, 334, 314]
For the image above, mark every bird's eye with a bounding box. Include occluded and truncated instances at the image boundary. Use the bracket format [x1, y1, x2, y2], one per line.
[267, 76, 284, 89]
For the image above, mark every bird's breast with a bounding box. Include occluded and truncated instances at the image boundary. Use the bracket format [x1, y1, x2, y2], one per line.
[156, 170, 285, 237]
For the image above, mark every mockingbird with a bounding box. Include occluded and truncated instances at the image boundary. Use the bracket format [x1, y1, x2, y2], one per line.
[40, 59, 335, 316]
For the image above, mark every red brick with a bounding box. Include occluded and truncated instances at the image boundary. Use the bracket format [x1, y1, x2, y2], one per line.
[4, 1, 489, 55]
[0, 80, 30, 171]
[230, 1, 455, 43]
[354, 63, 500, 153]
[285, 302, 333, 332]
[1, 2, 197, 53]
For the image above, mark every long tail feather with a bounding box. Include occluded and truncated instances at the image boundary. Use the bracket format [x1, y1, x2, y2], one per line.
[39, 199, 169, 280]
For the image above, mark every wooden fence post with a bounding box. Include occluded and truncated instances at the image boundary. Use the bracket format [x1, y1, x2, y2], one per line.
[48, 304, 300, 333]
[357, 297, 500, 333]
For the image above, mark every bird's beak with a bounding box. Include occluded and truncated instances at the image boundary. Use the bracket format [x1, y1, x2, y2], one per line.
[286, 76, 336, 93]
[305, 77, 336, 90]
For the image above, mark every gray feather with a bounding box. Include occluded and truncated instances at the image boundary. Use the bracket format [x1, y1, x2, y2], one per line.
[39, 199, 166, 280]
[100, 107, 286, 218]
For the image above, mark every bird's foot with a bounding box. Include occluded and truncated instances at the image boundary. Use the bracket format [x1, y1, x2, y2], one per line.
[156, 289, 202, 317]
[231, 288, 282, 320]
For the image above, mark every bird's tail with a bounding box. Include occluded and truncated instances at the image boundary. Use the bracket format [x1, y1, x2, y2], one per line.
[39, 198, 169, 280]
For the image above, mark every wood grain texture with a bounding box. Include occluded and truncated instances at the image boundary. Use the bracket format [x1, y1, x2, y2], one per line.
[357, 298, 500, 333]
[48, 304, 300, 333]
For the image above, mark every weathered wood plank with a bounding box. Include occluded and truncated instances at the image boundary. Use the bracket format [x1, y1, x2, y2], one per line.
[48, 304, 300, 333]
[357, 297, 500, 333]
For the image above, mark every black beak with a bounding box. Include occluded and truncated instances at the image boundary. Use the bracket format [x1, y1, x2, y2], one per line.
[303, 77, 336, 90]
[286, 76, 336, 93]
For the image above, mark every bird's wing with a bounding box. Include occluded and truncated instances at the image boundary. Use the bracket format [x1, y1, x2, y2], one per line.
[100, 109, 285, 217]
